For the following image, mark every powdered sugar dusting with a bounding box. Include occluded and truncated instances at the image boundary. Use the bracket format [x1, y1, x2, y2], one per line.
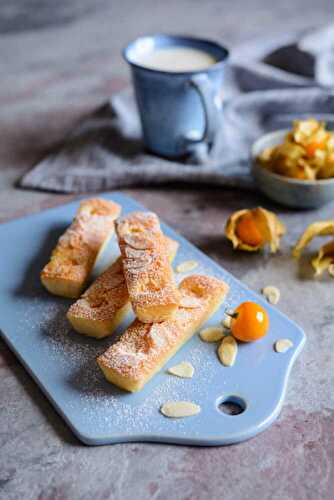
[16, 241, 247, 436]
[116, 211, 180, 321]
[12, 206, 254, 439]
[15, 268, 231, 436]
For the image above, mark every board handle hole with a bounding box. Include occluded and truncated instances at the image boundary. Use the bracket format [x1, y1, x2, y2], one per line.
[218, 396, 246, 416]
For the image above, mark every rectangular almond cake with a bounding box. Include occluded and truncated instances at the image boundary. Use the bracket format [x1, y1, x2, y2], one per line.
[41, 198, 121, 298]
[115, 211, 180, 323]
[97, 275, 229, 392]
[67, 237, 179, 338]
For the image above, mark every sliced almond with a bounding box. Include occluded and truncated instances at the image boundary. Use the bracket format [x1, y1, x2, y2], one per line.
[329, 264, 334, 277]
[125, 255, 152, 269]
[160, 401, 201, 418]
[274, 339, 293, 353]
[179, 296, 202, 309]
[124, 234, 152, 250]
[218, 336, 238, 366]
[124, 247, 148, 259]
[222, 315, 232, 329]
[176, 260, 199, 273]
[167, 361, 194, 378]
[199, 326, 225, 342]
[262, 286, 280, 305]
[223, 335, 236, 343]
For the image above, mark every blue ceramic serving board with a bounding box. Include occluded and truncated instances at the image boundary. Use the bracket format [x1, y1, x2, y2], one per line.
[0, 193, 305, 446]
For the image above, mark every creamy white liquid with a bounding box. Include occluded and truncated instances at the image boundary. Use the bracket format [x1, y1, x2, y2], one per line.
[135, 47, 217, 72]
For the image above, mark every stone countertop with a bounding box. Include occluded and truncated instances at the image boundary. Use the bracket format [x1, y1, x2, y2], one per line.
[1, 1, 334, 499]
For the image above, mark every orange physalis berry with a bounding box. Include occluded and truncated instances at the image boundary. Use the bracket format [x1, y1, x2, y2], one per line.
[230, 301, 269, 342]
[235, 213, 264, 247]
[305, 139, 327, 157]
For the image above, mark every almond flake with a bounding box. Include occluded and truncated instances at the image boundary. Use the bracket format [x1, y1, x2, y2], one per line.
[199, 326, 225, 342]
[124, 234, 152, 250]
[125, 255, 152, 269]
[218, 336, 238, 366]
[262, 285, 280, 305]
[222, 315, 232, 329]
[124, 247, 148, 259]
[274, 339, 293, 353]
[176, 260, 199, 273]
[179, 296, 202, 309]
[160, 401, 201, 418]
[167, 361, 194, 378]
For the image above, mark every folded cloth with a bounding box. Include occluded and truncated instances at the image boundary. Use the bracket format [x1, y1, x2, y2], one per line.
[299, 25, 334, 87]
[20, 87, 334, 193]
[19, 25, 334, 194]
[230, 24, 334, 91]
[20, 89, 254, 193]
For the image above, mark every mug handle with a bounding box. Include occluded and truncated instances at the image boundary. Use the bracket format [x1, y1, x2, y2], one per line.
[183, 74, 220, 162]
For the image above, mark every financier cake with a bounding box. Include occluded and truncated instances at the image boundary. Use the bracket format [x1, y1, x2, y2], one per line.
[115, 211, 180, 323]
[41, 198, 121, 298]
[67, 237, 179, 338]
[97, 275, 229, 392]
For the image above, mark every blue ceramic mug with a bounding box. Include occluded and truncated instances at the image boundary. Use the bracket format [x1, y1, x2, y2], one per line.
[123, 35, 229, 160]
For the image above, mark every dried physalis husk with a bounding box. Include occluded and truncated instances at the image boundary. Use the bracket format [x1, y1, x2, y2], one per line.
[199, 326, 225, 342]
[268, 143, 307, 178]
[167, 361, 194, 378]
[292, 118, 322, 145]
[160, 401, 201, 418]
[258, 119, 334, 181]
[317, 158, 334, 180]
[292, 220, 334, 276]
[329, 264, 334, 277]
[292, 220, 334, 258]
[312, 240, 334, 276]
[225, 207, 285, 253]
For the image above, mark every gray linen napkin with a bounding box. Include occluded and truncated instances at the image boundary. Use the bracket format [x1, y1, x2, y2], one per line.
[19, 25, 334, 194]
[299, 25, 334, 87]
[20, 87, 334, 193]
[20, 89, 254, 193]
[231, 24, 334, 91]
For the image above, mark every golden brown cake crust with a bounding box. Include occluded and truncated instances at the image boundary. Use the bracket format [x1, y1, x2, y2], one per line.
[97, 275, 229, 391]
[67, 237, 179, 338]
[40, 198, 121, 298]
[67, 258, 128, 321]
[115, 211, 180, 322]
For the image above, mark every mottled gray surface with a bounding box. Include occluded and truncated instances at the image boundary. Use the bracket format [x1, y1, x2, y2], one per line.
[1, 1, 334, 499]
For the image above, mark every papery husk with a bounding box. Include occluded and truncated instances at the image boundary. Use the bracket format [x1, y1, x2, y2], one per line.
[317, 160, 334, 179]
[257, 119, 334, 180]
[292, 118, 324, 145]
[312, 239, 334, 276]
[225, 207, 285, 253]
[292, 220, 334, 258]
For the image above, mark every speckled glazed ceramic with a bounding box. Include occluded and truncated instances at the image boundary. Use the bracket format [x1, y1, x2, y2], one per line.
[0, 193, 305, 446]
[252, 130, 334, 208]
[123, 35, 229, 160]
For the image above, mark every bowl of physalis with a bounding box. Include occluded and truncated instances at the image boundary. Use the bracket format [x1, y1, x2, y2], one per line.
[252, 118, 334, 208]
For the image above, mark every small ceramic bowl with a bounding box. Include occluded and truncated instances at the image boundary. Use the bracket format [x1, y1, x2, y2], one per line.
[252, 130, 334, 209]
